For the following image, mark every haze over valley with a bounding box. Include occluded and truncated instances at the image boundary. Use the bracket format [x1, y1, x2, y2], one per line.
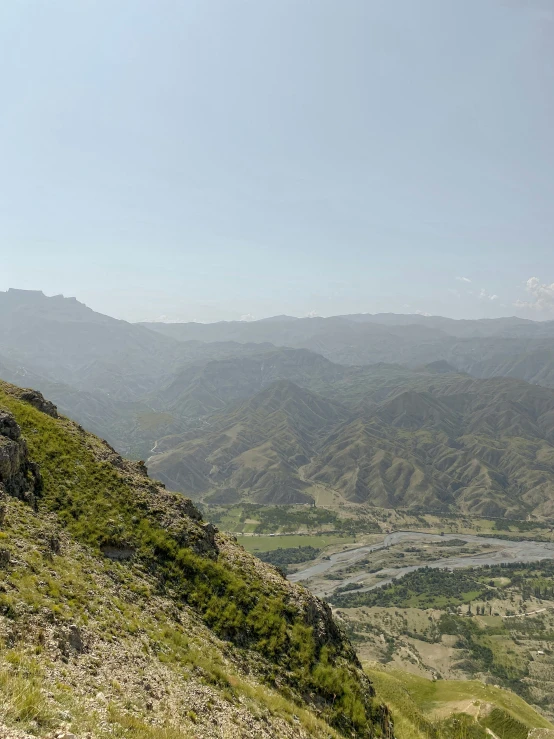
[3, 1, 554, 736]
[4, 288, 554, 519]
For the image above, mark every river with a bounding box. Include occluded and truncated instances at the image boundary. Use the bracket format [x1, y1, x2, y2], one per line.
[288, 531, 554, 595]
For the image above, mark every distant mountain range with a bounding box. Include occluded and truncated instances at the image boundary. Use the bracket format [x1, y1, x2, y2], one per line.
[3, 288, 554, 517]
[142, 313, 554, 386]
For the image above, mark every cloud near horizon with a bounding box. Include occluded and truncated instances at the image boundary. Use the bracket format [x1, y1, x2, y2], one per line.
[515, 277, 554, 313]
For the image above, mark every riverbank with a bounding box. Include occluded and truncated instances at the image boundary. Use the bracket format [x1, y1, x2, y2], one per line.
[289, 530, 554, 597]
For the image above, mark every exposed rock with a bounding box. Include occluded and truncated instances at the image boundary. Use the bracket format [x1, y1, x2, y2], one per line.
[173, 495, 203, 522]
[0, 412, 42, 506]
[101, 545, 135, 561]
[58, 623, 86, 656]
[18, 389, 58, 418]
[0, 548, 10, 567]
[0, 383, 58, 418]
[68, 624, 85, 653]
[0, 483, 6, 524]
[48, 533, 61, 554]
[0, 412, 21, 441]
[201, 521, 218, 546]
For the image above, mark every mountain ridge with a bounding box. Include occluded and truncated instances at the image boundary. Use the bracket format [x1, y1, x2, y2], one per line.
[149, 374, 554, 517]
[4, 291, 554, 516]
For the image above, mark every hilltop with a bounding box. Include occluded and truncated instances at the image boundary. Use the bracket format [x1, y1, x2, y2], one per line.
[0, 380, 391, 739]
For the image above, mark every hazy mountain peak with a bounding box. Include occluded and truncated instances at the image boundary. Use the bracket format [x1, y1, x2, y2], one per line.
[257, 314, 298, 322]
[7, 287, 45, 298]
[422, 360, 460, 374]
[244, 377, 328, 410]
[1, 287, 114, 324]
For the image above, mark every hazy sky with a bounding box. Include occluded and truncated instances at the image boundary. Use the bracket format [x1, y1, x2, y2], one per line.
[1, 0, 553, 322]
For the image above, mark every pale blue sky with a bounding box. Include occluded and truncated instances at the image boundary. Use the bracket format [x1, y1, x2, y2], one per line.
[1, 0, 553, 322]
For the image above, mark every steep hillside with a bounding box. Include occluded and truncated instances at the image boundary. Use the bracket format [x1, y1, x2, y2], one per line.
[0, 290, 279, 456]
[307, 376, 554, 516]
[446, 339, 554, 388]
[148, 381, 348, 504]
[0, 380, 392, 739]
[146, 351, 430, 427]
[4, 292, 554, 470]
[149, 375, 554, 517]
[0, 289, 179, 384]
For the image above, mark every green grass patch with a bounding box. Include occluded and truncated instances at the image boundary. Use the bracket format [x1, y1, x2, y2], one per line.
[366, 666, 553, 739]
[238, 533, 354, 552]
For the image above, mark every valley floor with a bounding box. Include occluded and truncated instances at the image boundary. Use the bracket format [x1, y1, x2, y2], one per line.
[218, 502, 554, 726]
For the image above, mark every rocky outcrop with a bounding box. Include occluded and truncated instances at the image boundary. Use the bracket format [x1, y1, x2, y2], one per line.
[85, 436, 218, 559]
[0, 383, 58, 418]
[0, 411, 41, 506]
[18, 389, 58, 418]
[58, 623, 86, 656]
[0, 388, 54, 513]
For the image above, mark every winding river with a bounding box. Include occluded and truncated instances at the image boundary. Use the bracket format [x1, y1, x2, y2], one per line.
[288, 531, 554, 595]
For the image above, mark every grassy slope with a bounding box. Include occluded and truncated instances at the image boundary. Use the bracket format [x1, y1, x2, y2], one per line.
[365, 665, 553, 739]
[239, 534, 355, 553]
[0, 382, 386, 738]
[0, 497, 344, 739]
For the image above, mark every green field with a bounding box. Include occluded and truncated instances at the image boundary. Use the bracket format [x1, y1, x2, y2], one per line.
[237, 533, 355, 552]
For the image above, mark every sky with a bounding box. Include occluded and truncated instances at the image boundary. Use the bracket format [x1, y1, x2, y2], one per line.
[1, 0, 553, 323]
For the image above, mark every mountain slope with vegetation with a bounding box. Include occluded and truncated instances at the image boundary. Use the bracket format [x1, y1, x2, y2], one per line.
[0, 380, 392, 739]
[4, 290, 554, 470]
[148, 380, 349, 505]
[0, 290, 277, 457]
[364, 665, 553, 739]
[149, 374, 554, 517]
[5, 291, 554, 516]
